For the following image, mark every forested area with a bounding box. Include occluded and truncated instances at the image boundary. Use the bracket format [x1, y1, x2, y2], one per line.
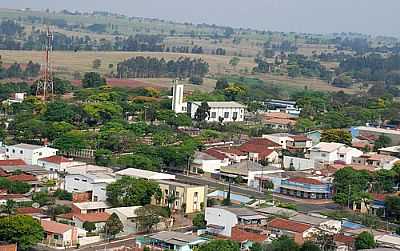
[116, 56, 209, 78]
[0, 61, 41, 79]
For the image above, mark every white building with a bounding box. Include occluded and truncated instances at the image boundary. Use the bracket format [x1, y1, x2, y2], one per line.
[205, 207, 267, 237]
[309, 142, 363, 164]
[5, 144, 58, 165]
[171, 81, 246, 122]
[115, 168, 176, 180]
[263, 133, 293, 149]
[37, 156, 84, 173]
[65, 173, 116, 202]
[187, 101, 246, 122]
[192, 150, 229, 174]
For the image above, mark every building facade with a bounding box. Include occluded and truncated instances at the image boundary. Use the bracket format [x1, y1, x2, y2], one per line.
[5, 144, 58, 165]
[279, 177, 332, 199]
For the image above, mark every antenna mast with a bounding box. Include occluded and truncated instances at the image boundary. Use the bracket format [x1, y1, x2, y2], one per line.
[36, 27, 54, 100]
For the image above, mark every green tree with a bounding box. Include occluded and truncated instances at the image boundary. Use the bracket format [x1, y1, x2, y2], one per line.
[106, 176, 161, 207]
[300, 241, 321, 251]
[1, 200, 16, 215]
[265, 236, 299, 251]
[321, 129, 352, 145]
[333, 167, 370, 207]
[82, 72, 106, 88]
[92, 59, 102, 69]
[355, 231, 375, 250]
[374, 134, 392, 151]
[215, 78, 229, 90]
[197, 240, 240, 251]
[135, 205, 168, 233]
[0, 215, 43, 250]
[83, 221, 97, 233]
[104, 213, 123, 239]
[32, 191, 54, 206]
[194, 102, 211, 122]
[295, 118, 316, 133]
[250, 243, 263, 251]
[229, 57, 240, 70]
[95, 149, 113, 166]
[192, 212, 206, 230]
[385, 195, 400, 220]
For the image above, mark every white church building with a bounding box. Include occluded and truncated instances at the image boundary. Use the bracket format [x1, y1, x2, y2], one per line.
[171, 80, 246, 122]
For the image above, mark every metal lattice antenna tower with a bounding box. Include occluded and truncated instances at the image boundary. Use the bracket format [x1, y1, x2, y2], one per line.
[36, 27, 54, 101]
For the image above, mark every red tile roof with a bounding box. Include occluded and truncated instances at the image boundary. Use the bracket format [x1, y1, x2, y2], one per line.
[39, 155, 72, 164]
[269, 218, 312, 233]
[41, 220, 73, 234]
[370, 193, 390, 201]
[286, 177, 323, 185]
[73, 212, 110, 223]
[7, 174, 37, 182]
[0, 159, 26, 166]
[16, 207, 43, 215]
[204, 149, 228, 160]
[264, 118, 297, 126]
[57, 213, 74, 220]
[334, 234, 355, 245]
[246, 138, 281, 147]
[231, 227, 267, 243]
[214, 147, 246, 156]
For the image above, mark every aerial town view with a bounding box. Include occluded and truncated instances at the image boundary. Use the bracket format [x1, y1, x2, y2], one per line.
[0, 0, 399, 250]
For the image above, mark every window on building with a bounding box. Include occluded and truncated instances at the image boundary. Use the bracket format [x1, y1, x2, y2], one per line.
[6, 149, 8, 152]
[12, 149, 15, 153]
[82, 179, 87, 182]
[38, 152, 42, 156]
[19, 150, 23, 154]
[194, 192, 198, 198]
[165, 189, 169, 195]
[176, 191, 180, 197]
[93, 196, 98, 202]
[74, 178, 80, 181]
[233, 112, 238, 119]
[321, 153, 326, 157]
[339, 154, 345, 158]
[224, 112, 229, 118]
[211, 112, 217, 118]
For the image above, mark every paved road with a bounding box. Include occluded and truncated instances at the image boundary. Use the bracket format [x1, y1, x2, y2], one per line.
[175, 173, 265, 199]
[176, 174, 339, 213]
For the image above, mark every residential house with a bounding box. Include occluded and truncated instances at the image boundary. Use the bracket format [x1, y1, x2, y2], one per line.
[41, 220, 86, 248]
[309, 142, 363, 164]
[263, 112, 297, 131]
[286, 135, 313, 153]
[279, 177, 332, 200]
[154, 180, 207, 214]
[5, 144, 57, 165]
[289, 213, 341, 233]
[205, 206, 268, 237]
[334, 234, 355, 251]
[267, 218, 316, 245]
[353, 193, 388, 217]
[73, 212, 110, 233]
[192, 150, 229, 174]
[37, 156, 84, 173]
[137, 231, 207, 251]
[262, 133, 293, 149]
[71, 201, 110, 214]
[352, 154, 399, 170]
[378, 145, 400, 157]
[256, 207, 298, 218]
[105, 206, 142, 234]
[6, 174, 40, 192]
[238, 138, 281, 163]
[65, 172, 116, 202]
[230, 226, 268, 250]
[115, 168, 176, 180]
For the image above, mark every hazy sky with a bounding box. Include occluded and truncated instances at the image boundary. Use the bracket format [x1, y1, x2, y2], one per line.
[3, 0, 400, 37]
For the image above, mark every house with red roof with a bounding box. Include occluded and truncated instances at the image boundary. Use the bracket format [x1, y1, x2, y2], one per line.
[279, 177, 332, 200]
[192, 150, 229, 174]
[0, 159, 27, 167]
[72, 212, 110, 233]
[37, 155, 83, 173]
[268, 218, 316, 245]
[230, 226, 268, 249]
[41, 220, 86, 248]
